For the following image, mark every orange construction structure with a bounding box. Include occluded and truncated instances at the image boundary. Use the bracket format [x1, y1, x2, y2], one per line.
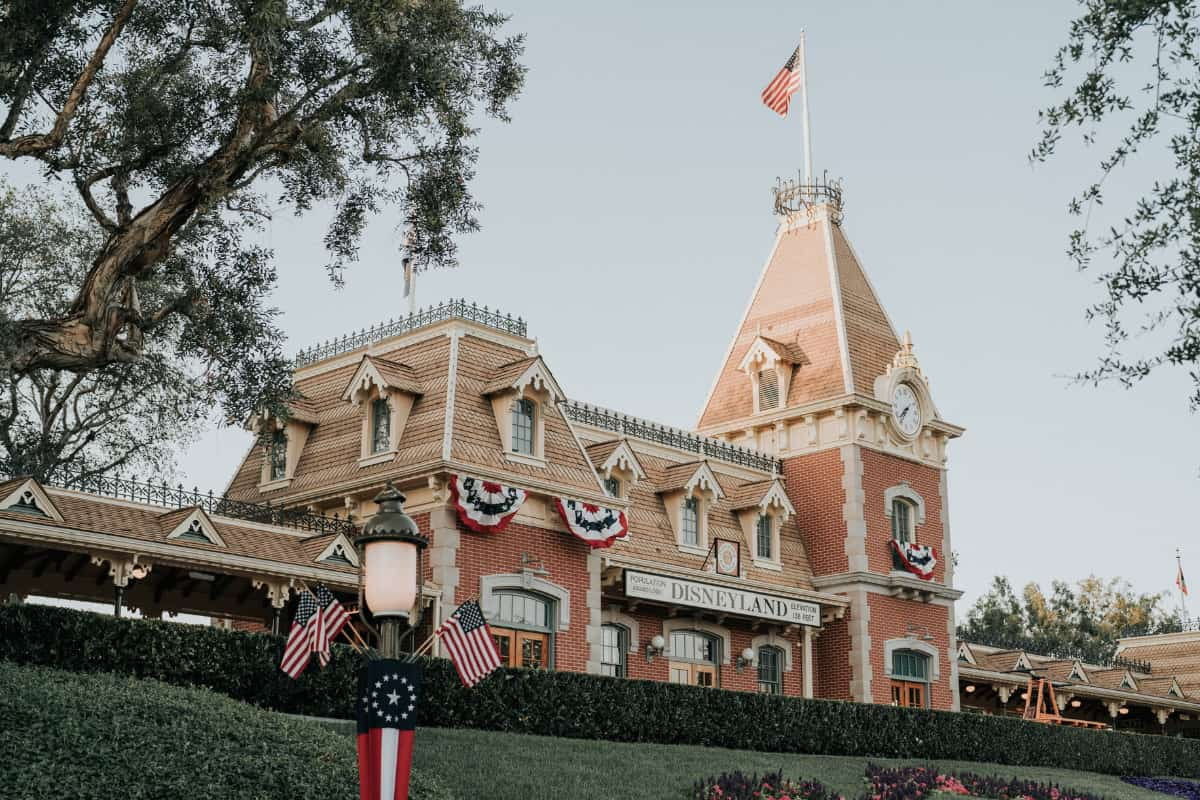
[1021, 675, 1108, 729]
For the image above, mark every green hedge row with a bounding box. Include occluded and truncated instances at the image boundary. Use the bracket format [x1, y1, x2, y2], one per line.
[3, 603, 1199, 778]
[0, 661, 455, 800]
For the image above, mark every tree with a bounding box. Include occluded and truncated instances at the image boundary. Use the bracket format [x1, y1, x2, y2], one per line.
[1034, 1, 1200, 409]
[958, 574, 1179, 662]
[0, 181, 278, 481]
[0, 0, 524, 429]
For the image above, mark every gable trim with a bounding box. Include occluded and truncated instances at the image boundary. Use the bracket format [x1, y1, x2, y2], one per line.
[165, 508, 227, 548]
[0, 479, 64, 522]
[316, 533, 360, 568]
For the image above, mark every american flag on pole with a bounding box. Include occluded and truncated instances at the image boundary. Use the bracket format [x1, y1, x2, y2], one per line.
[357, 659, 422, 800]
[761, 46, 803, 117]
[1179, 559, 1189, 597]
[435, 599, 502, 687]
[315, 584, 351, 667]
[280, 591, 322, 679]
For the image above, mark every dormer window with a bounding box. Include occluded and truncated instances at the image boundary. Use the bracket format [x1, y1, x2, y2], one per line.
[757, 369, 780, 410]
[484, 356, 566, 467]
[371, 397, 391, 454]
[511, 398, 536, 455]
[681, 497, 700, 546]
[342, 355, 423, 467]
[738, 335, 796, 415]
[603, 476, 621, 498]
[587, 438, 645, 501]
[755, 513, 773, 560]
[269, 430, 288, 481]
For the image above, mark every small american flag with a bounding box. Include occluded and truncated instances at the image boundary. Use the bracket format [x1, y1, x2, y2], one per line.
[280, 591, 321, 679]
[761, 46, 803, 117]
[435, 600, 502, 687]
[315, 584, 351, 667]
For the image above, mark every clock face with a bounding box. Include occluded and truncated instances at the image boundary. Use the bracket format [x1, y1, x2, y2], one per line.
[715, 540, 740, 576]
[891, 383, 922, 437]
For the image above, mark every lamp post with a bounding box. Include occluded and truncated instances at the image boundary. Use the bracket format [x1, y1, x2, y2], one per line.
[356, 483, 428, 658]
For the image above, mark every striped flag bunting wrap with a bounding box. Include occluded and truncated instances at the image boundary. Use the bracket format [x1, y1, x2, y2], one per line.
[357, 660, 422, 800]
[890, 539, 938, 581]
[280, 591, 322, 678]
[761, 46, 803, 117]
[449, 474, 526, 533]
[315, 583, 351, 667]
[555, 497, 628, 548]
[435, 599, 502, 687]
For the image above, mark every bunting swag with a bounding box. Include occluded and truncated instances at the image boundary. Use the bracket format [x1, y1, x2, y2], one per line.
[555, 498, 628, 548]
[450, 474, 526, 534]
[891, 539, 938, 580]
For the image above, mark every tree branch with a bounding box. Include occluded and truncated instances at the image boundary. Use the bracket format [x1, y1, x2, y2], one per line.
[0, 0, 139, 160]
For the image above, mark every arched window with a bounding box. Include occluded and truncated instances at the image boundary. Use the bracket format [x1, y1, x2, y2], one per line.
[600, 623, 628, 677]
[755, 514, 773, 560]
[370, 397, 391, 453]
[757, 645, 783, 694]
[890, 648, 930, 708]
[511, 398, 535, 455]
[681, 497, 700, 546]
[668, 630, 719, 688]
[489, 589, 553, 670]
[891, 498, 914, 544]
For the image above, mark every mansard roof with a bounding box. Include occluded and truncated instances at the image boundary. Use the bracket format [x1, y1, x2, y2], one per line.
[341, 355, 424, 404]
[725, 479, 795, 516]
[698, 214, 900, 429]
[584, 439, 647, 481]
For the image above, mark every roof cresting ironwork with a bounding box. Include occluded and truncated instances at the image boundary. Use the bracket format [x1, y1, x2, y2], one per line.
[773, 170, 844, 225]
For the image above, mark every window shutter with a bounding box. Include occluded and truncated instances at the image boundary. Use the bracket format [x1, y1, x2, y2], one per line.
[758, 369, 779, 410]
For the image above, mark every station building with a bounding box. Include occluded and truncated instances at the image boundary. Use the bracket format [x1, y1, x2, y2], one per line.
[8, 179, 1191, 728]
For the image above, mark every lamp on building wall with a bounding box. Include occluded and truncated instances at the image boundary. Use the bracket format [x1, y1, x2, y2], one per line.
[1070, 699, 1082, 708]
[645, 634, 666, 663]
[356, 482, 428, 658]
[964, 684, 976, 693]
[737, 647, 756, 673]
[1118, 706, 1129, 715]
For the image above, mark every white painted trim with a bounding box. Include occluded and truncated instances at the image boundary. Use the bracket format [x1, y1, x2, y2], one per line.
[751, 632, 794, 672]
[315, 533, 360, 568]
[601, 608, 641, 654]
[822, 217, 856, 395]
[504, 452, 547, 469]
[357, 450, 397, 468]
[662, 617, 732, 665]
[441, 331, 460, 461]
[479, 573, 571, 630]
[0, 479, 64, 522]
[695, 224, 788, 427]
[884, 637, 941, 682]
[165, 508, 226, 548]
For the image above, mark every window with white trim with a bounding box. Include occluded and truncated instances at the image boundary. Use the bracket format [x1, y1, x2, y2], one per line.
[603, 476, 621, 498]
[511, 398, 535, 456]
[600, 623, 627, 677]
[755, 514, 773, 560]
[891, 498, 914, 544]
[757, 645, 783, 694]
[370, 397, 391, 454]
[269, 430, 287, 481]
[757, 369, 780, 410]
[681, 497, 700, 547]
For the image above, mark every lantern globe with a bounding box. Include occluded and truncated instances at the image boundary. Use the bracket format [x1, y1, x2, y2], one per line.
[356, 483, 428, 618]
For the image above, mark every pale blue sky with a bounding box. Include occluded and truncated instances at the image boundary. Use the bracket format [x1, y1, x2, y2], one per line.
[172, 1, 1197, 614]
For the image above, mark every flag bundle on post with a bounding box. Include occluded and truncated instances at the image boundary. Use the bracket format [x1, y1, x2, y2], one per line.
[435, 599, 502, 687]
[357, 659, 422, 800]
[279, 584, 351, 678]
[1178, 558, 1189, 597]
[761, 45, 803, 117]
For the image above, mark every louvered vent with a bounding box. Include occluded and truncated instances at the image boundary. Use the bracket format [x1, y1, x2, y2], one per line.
[758, 369, 780, 410]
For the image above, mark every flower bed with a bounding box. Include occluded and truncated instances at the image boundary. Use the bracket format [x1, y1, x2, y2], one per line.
[1121, 778, 1200, 800]
[692, 765, 1104, 800]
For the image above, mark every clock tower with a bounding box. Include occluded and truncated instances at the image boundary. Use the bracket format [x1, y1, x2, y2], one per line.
[696, 176, 964, 709]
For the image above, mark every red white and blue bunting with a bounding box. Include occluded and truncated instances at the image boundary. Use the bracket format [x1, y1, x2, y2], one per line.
[450, 474, 527, 534]
[554, 498, 628, 549]
[891, 539, 938, 580]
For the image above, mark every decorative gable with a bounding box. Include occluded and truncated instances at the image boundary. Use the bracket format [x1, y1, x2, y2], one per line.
[316, 534, 360, 568]
[956, 641, 976, 664]
[1069, 661, 1089, 683]
[165, 508, 226, 547]
[657, 461, 724, 554]
[484, 357, 567, 465]
[1013, 652, 1034, 672]
[1119, 671, 1138, 691]
[482, 356, 565, 402]
[0, 479, 64, 521]
[1168, 678, 1184, 698]
[587, 439, 646, 499]
[342, 356, 423, 465]
[737, 334, 797, 414]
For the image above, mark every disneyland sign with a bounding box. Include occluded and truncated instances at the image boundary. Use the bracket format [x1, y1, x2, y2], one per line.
[624, 569, 820, 627]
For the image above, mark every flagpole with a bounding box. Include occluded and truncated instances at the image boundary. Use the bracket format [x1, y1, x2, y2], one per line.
[1179, 548, 1189, 619]
[798, 30, 813, 185]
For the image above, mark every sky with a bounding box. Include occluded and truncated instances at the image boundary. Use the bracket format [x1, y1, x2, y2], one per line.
[164, 1, 1198, 615]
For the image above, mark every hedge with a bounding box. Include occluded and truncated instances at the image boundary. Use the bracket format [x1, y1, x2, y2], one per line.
[0, 661, 455, 800]
[3, 603, 1199, 779]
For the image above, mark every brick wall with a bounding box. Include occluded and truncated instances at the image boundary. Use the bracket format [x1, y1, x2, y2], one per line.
[865, 592, 954, 710]
[859, 449, 945, 582]
[781, 449, 846, 577]
[814, 615, 852, 700]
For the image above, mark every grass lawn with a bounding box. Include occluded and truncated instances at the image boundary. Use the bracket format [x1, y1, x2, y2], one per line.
[315, 719, 1183, 800]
